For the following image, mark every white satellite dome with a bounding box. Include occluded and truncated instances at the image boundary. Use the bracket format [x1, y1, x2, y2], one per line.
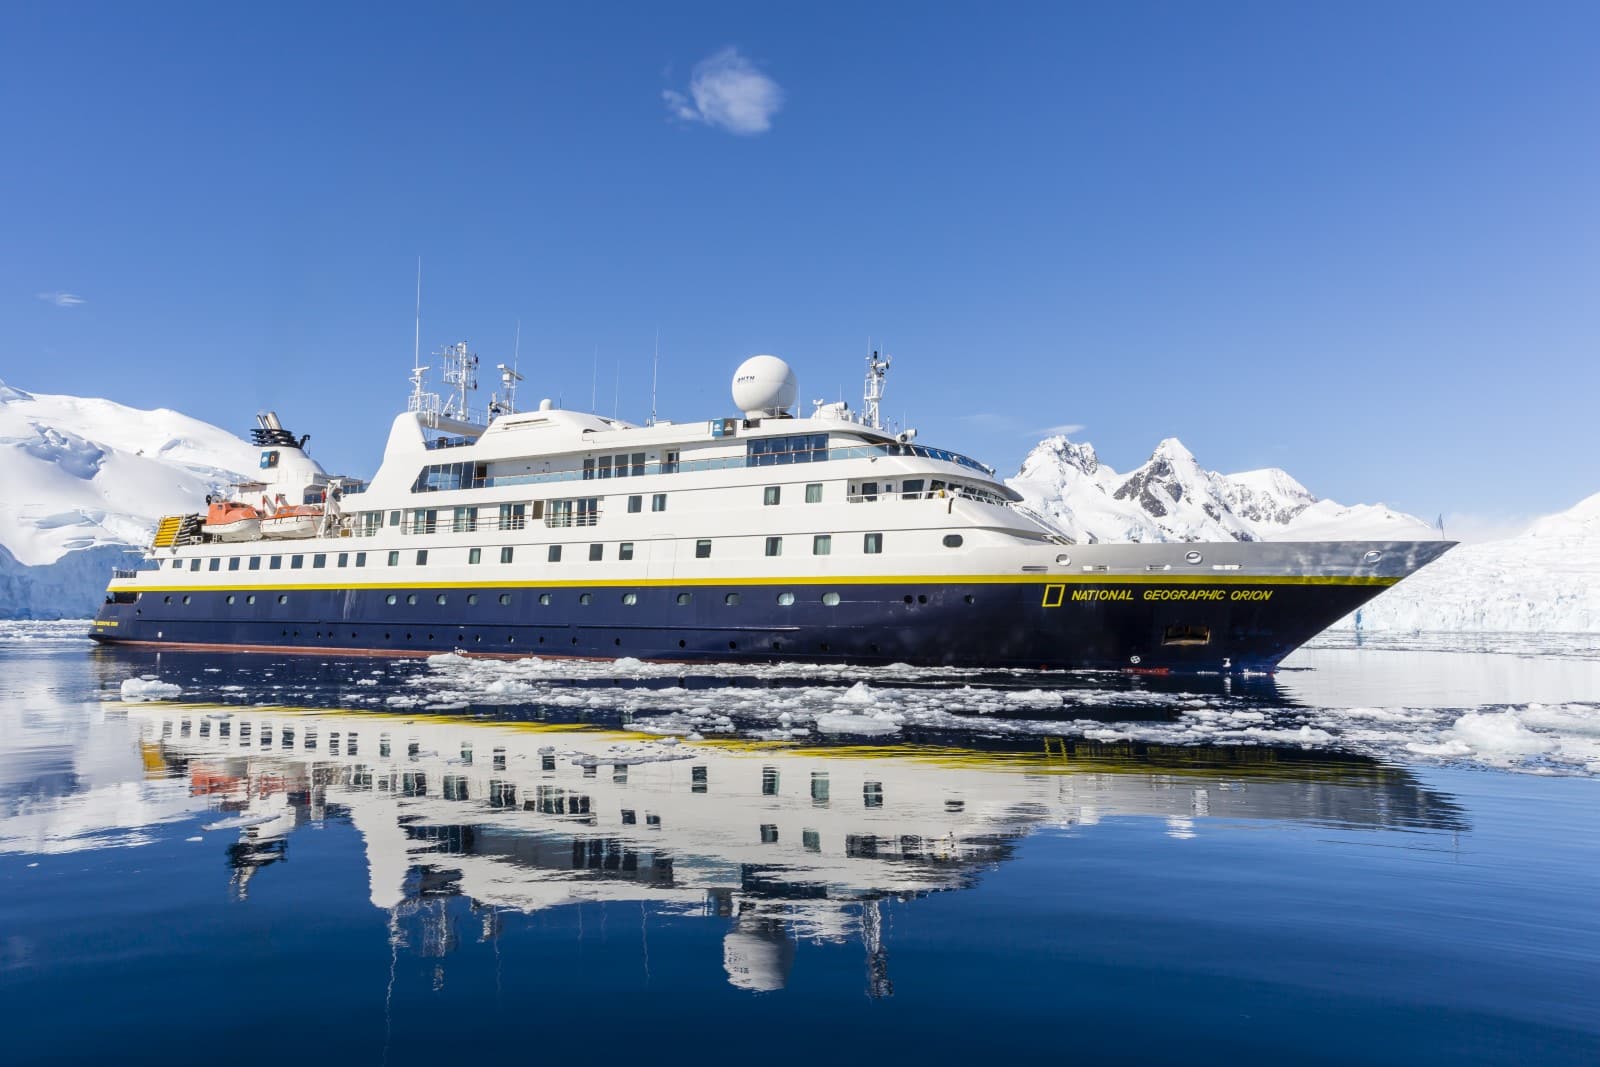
[731, 354, 798, 419]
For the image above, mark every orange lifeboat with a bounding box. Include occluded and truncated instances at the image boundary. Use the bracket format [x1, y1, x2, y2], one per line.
[201, 499, 262, 542]
[259, 494, 322, 539]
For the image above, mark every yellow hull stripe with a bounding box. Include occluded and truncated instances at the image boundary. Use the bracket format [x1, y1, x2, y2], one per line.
[110, 572, 1400, 594]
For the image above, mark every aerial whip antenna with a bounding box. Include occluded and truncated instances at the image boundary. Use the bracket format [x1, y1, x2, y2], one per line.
[649, 327, 660, 426]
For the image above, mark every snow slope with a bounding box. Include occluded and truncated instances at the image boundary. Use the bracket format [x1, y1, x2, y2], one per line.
[1008, 434, 1436, 544]
[1335, 492, 1600, 633]
[0, 380, 256, 618]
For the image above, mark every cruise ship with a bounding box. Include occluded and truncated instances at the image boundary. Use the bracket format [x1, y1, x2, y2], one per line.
[89, 346, 1452, 672]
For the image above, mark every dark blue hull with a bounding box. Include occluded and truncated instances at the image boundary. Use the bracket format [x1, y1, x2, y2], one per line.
[89, 577, 1395, 672]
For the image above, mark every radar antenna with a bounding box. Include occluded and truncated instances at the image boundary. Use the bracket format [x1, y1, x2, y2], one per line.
[863, 349, 891, 431]
[437, 341, 480, 420]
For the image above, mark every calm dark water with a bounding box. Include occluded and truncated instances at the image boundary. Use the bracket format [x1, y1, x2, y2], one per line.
[2, 626, 1598, 1065]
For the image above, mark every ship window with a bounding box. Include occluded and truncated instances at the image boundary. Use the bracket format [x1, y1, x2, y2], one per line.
[695, 539, 712, 559]
[337, 552, 348, 567]
[902, 479, 925, 499]
[388, 510, 400, 526]
[498, 503, 527, 531]
[763, 486, 781, 506]
[765, 536, 782, 557]
[813, 535, 832, 556]
[651, 493, 667, 512]
[676, 592, 693, 606]
[182, 595, 192, 604]
[776, 592, 795, 606]
[538, 593, 552, 605]
[864, 533, 883, 554]
[245, 594, 256, 604]
[501, 546, 514, 564]
[454, 506, 476, 532]
[387, 551, 399, 566]
[190, 559, 201, 571]
[270, 556, 283, 570]
[943, 534, 964, 548]
[627, 495, 642, 513]
[500, 594, 513, 605]
[435, 594, 447, 605]
[589, 543, 603, 561]
[406, 594, 417, 605]
[621, 809, 637, 825]
[291, 555, 304, 569]
[725, 592, 741, 606]
[582, 457, 595, 480]
[248, 556, 260, 570]
[631, 452, 646, 476]
[355, 552, 367, 567]
[469, 548, 482, 564]
[1185, 550, 1203, 565]
[209, 558, 220, 571]
[863, 781, 884, 808]
[663, 450, 680, 473]
[622, 592, 638, 605]
[277, 594, 288, 605]
[467, 593, 478, 605]
[226, 593, 237, 604]
[548, 545, 561, 562]
[760, 824, 779, 844]
[312, 553, 326, 568]
[415, 550, 428, 566]
[619, 542, 634, 561]
[171, 559, 182, 569]
[579, 593, 593, 605]
[805, 483, 823, 503]
[228, 557, 241, 571]
[861, 481, 879, 502]
[598, 455, 612, 479]
[386, 594, 397, 605]
[822, 592, 840, 606]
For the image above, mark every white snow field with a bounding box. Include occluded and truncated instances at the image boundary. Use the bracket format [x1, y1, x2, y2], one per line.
[0, 380, 255, 617]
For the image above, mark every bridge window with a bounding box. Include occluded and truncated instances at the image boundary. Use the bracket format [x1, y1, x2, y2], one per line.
[746, 433, 828, 467]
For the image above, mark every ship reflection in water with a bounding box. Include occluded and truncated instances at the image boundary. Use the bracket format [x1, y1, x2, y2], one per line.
[129, 705, 1466, 994]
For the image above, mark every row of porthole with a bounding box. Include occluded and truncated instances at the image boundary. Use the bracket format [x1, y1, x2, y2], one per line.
[163, 593, 290, 606]
[267, 628, 881, 656]
[163, 589, 972, 610]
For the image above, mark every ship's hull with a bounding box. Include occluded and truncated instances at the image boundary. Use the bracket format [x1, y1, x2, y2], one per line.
[89, 544, 1450, 672]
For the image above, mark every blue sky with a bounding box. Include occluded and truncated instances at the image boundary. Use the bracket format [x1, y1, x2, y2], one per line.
[5, 3, 1597, 531]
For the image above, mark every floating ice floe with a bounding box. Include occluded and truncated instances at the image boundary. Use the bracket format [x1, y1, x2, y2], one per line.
[120, 677, 183, 702]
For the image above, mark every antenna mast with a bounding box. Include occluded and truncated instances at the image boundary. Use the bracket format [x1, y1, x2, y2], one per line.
[649, 328, 660, 426]
[863, 349, 891, 430]
[492, 321, 524, 418]
[437, 341, 480, 421]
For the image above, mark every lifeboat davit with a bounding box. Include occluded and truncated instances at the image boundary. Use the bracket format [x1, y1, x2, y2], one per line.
[260, 504, 322, 540]
[201, 501, 262, 542]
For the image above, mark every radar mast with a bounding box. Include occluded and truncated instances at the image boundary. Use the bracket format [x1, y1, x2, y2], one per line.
[863, 349, 891, 431]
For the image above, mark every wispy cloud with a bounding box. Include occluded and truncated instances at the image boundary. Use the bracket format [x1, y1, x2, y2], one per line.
[1035, 423, 1085, 437]
[664, 47, 784, 135]
[37, 291, 85, 308]
[956, 413, 1088, 438]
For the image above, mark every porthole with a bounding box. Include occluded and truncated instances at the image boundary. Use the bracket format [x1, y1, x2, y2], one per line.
[943, 534, 964, 548]
[182, 595, 192, 605]
[386, 594, 398, 605]
[725, 593, 741, 606]
[777, 592, 795, 606]
[500, 594, 513, 605]
[821, 592, 840, 606]
[1362, 549, 1383, 565]
[163, 595, 172, 604]
[903, 595, 914, 605]
[917, 594, 928, 605]
[246, 594, 257, 605]
[226, 594, 235, 605]
[675, 593, 692, 606]
[1185, 550, 1203, 565]
[466, 594, 478, 605]
[579, 593, 593, 605]
[1055, 553, 1071, 565]
[538, 593, 551, 606]
[963, 594, 975, 605]
[622, 592, 638, 605]
[277, 595, 288, 605]
[435, 594, 447, 606]
[678, 639, 687, 648]
[406, 594, 417, 606]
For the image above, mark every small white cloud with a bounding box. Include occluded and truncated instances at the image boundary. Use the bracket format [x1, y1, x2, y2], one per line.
[37, 291, 85, 308]
[663, 47, 783, 135]
[1035, 423, 1085, 437]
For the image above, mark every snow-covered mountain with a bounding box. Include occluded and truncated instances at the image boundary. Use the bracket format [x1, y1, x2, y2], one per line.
[1333, 491, 1600, 633]
[1008, 434, 1436, 544]
[0, 380, 256, 618]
